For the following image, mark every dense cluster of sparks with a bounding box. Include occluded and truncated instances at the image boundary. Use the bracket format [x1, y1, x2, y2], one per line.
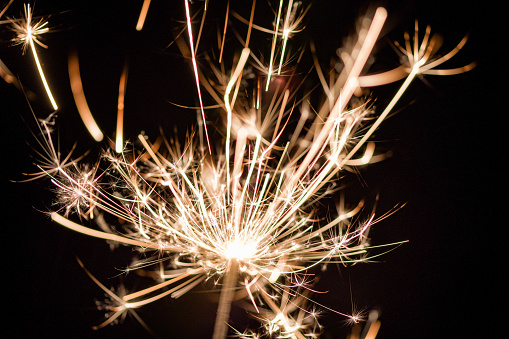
[2, 1, 474, 338]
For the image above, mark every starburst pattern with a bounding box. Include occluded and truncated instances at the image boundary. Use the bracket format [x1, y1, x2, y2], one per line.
[10, 4, 48, 53]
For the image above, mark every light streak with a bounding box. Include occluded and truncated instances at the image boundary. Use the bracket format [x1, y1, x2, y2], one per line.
[116, 61, 129, 153]
[0, 0, 14, 19]
[277, 0, 294, 74]
[30, 38, 57, 110]
[15, 2, 474, 338]
[218, 0, 230, 64]
[68, 52, 104, 142]
[224, 47, 251, 203]
[51, 212, 183, 251]
[184, 0, 211, 153]
[265, 0, 283, 91]
[135, 0, 151, 31]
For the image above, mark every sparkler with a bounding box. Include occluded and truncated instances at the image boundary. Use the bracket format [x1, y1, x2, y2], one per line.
[9, 1, 474, 338]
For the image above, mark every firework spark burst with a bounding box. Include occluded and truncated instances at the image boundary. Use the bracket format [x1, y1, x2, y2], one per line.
[10, 3, 58, 110]
[8, 1, 474, 338]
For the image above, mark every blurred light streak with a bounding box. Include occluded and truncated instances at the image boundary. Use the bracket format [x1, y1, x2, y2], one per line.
[51, 212, 183, 251]
[135, 0, 151, 31]
[218, 0, 230, 64]
[68, 51, 104, 142]
[116, 61, 129, 153]
[224, 48, 251, 203]
[30, 37, 58, 110]
[0, 0, 14, 18]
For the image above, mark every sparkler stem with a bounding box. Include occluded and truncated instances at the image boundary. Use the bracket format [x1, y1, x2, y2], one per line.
[212, 260, 239, 339]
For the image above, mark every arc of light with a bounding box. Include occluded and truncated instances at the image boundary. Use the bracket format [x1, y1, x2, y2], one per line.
[127, 275, 206, 308]
[123, 273, 192, 301]
[184, 0, 211, 153]
[68, 52, 104, 142]
[51, 212, 184, 251]
[29, 38, 58, 110]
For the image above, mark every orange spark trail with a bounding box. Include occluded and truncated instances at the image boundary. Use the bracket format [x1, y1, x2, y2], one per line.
[68, 52, 104, 142]
[218, 0, 230, 64]
[136, 0, 151, 31]
[0, 0, 14, 18]
[116, 62, 129, 153]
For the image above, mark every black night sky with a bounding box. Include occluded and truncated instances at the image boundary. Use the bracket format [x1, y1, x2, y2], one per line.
[2, 1, 502, 338]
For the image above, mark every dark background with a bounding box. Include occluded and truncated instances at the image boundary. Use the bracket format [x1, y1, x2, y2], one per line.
[2, 1, 501, 338]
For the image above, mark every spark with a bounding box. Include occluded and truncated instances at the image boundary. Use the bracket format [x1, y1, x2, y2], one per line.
[277, 0, 294, 74]
[11, 4, 58, 110]
[218, 0, 230, 64]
